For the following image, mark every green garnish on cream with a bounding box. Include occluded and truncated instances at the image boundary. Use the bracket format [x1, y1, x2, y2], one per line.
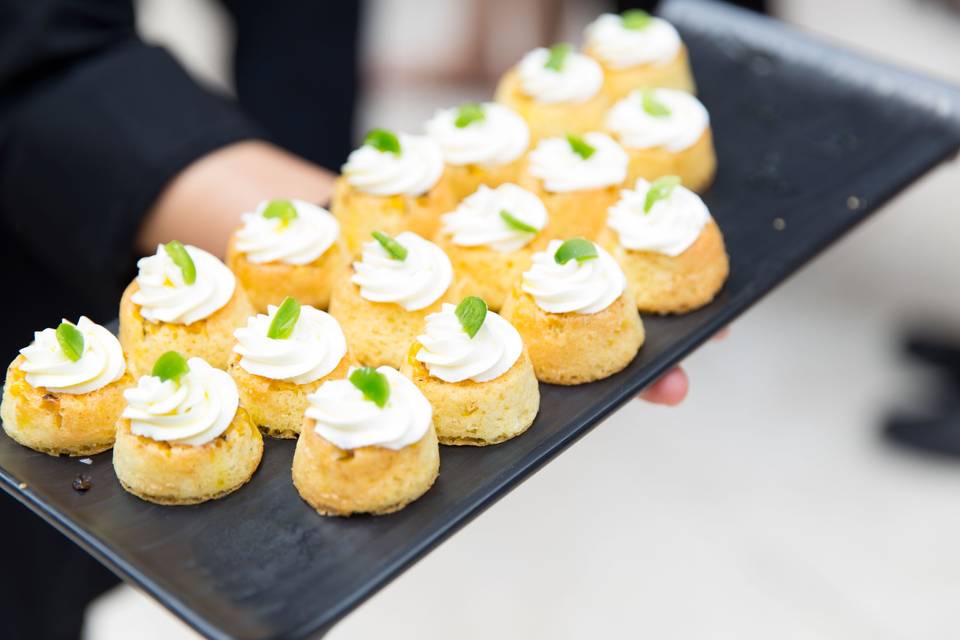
[349, 367, 390, 408]
[554, 238, 598, 265]
[454, 103, 486, 128]
[262, 199, 298, 224]
[363, 128, 401, 155]
[267, 297, 301, 340]
[152, 351, 190, 384]
[55, 322, 84, 362]
[644, 175, 682, 213]
[641, 91, 671, 117]
[163, 240, 196, 285]
[499, 210, 538, 234]
[621, 9, 653, 30]
[455, 296, 488, 339]
[544, 43, 572, 71]
[566, 134, 596, 160]
[371, 230, 408, 261]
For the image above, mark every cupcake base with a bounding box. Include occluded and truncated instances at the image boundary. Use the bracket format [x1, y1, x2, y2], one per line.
[433, 234, 534, 312]
[119, 282, 255, 377]
[587, 44, 696, 101]
[500, 288, 645, 385]
[0, 357, 131, 456]
[598, 220, 729, 314]
[518, 175, 623, 242]
[494, 68, 610, 142]
[400, 344, 540, 446]
[113, 409, 263, 505]
[444, 159, 527, 203]
[331, 176, 456, 255]
[226, 236, 348, 312]
[292, 420, 439, 516]
[227, 353, 354, 439]
[620, 128, 717, 194]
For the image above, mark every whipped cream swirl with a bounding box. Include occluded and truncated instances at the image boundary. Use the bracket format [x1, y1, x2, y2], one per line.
[18, 317, 126, 394]
[607, 178, 710, 256]
[234, 200, 339, 265]
[606, 89, 708, 151]
[440, 183, 547, 253]
[305, 366, 431, 450]
[416, 304, 522, 383]
[122, 358, 239, 446]
[517, 47, 603, 104]
[584, 13, 681, 68]
[132, 244, 235, 325]
[342, 133, 444, 197]
[528, 133, 628, 192]
[522, 239, 626, 314]
[425, 103, 529, 167]
[352, 232, 452, 311]
[233, 305, 347, 384]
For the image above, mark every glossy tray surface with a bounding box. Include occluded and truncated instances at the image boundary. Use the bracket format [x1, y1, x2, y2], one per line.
[2, 1, 959, 638]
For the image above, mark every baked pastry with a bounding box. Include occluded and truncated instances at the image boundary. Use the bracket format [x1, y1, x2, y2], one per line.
[495, 43, 608, 141]
[226, 198, 347, 312]
[119, 241, 254, 377]
[500, 238, 644, 384]
[518, 132, 627, 241]
[228, 298, 352, 439]
[113, 352, 263, 505]
[329, 231, 454, 368]
[332, 128, 455, 254]
[605, 88, 716, 193]
[597, 176, 728, 313]
[1, 317, 130, 456]
[292, 365, 439, 516]
[434, 183, 547, 311]
[400, 297, 539, 445]
[424, 102, 530, 201]
[583, 10, 695, 100]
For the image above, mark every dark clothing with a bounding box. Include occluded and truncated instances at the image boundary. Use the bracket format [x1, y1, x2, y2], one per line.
[0, 2, 360, 638]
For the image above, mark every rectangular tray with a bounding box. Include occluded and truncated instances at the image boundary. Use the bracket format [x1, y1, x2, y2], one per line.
[2, 1, 959, 638]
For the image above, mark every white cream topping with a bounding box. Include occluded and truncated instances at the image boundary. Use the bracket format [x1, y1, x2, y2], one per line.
[415, 304, 522, 383]
[584, 13, 681, 68]
[522, 239, 625, 314]
[517, 47, 603, 104]
[305, 366, 431, 450]
[528, 133, 628, 192]
[342, 133, 444, 197]
[351, 231, 452, 311]
[606, 89, 708, 151]
[234, 200, 339, 265]
[425, 103, 529, 167]
[607, 178, 710, 256]
[440, 183, 547, 253]
[233, 305, 347, 385]
[132, 244, 235, 325]
[18, 317, 125, 394]
[122, 358, 239, 446]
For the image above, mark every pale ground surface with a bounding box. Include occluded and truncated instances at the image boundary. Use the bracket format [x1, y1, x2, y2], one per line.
[85, 1, 960, 638]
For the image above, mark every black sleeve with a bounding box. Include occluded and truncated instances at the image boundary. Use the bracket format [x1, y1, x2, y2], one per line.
[0, 0, 265, 307]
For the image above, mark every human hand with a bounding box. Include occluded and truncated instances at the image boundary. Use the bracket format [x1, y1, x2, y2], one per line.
[637, 328, 729, 406]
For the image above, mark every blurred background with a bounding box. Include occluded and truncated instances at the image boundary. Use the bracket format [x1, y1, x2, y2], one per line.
[64, 0, 960, 637]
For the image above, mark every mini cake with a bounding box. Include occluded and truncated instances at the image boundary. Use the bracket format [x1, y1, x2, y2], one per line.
[332, 128, 455, 254]
[400, 297, 539, 446]
[226, 198, 347, 312]
[292, 365, 439, 516]
[494, 43, 608, 141]
[519, 132, 628, 241]
[583, 10, 696, 100]
[113, 352, 263, 505]
[329, 231, 454, 368]
[120, 241, 254, 377]
[598, 176, 728, 313]
[228, 297, 352, 439]
[500, 238, 644, 385]
[605, 88, 716, 193]
[424, 102, 530, 201]
[1, 317, 131, 456]
[435, 183, 548, 311]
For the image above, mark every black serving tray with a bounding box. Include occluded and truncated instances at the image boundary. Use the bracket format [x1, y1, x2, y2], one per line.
[2, 1, 960, 638]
